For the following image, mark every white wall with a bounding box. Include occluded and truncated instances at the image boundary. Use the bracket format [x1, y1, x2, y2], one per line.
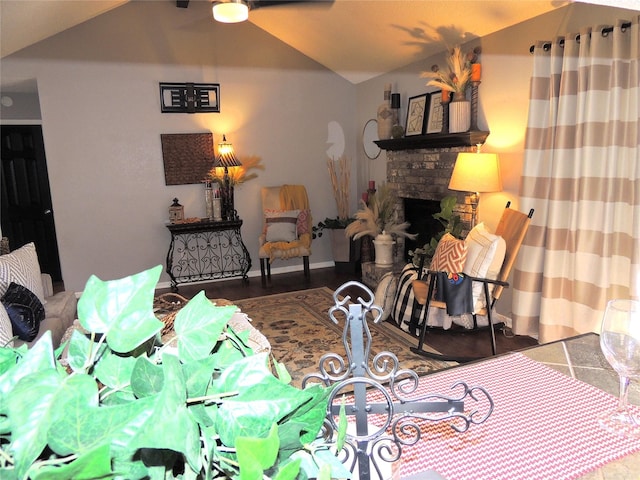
[1, 1, 356, 291]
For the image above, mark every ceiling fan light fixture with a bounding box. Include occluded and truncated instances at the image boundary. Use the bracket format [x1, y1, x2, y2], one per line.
[212, 0, 249, 23]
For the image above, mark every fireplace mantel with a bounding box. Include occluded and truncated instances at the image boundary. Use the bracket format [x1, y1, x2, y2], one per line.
[375, 130, 489, 151]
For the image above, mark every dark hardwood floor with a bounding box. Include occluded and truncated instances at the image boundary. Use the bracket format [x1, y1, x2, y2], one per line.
[157, 267, 539, 360]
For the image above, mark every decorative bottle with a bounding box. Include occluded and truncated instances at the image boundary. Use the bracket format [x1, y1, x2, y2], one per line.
[204, 181, 214, 220]
[377, 83, 393, 140]
[390, 93, 404, 138]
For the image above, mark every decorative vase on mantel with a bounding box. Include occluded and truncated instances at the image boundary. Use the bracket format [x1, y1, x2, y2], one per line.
[449, 91, 471, 133]
[373, 231, 395, 267]
[376, 83, 394, 140]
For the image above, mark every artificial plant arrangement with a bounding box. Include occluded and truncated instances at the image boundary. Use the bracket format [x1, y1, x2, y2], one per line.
[0, 265, 348, 480]
[207, 155, 265, 187]
[312, 155, 355, 239]
[345, 183, 416, 241]
[408, 195, 464, 266]
[420, 45, 481, 100]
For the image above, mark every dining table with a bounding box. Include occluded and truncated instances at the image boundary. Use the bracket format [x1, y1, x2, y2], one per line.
[391, 332, 640, 480]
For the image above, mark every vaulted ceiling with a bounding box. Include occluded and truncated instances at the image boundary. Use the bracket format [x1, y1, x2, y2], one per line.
[1, 0, 637, 85]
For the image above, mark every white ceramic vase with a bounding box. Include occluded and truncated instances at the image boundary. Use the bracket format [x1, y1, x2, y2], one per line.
[449, 99, 471, 133]
[373, 231, 395, 266]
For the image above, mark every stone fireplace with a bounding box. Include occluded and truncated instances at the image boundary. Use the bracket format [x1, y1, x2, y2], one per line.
[360, 132, 489, 288]
[386, 145, 478, 266]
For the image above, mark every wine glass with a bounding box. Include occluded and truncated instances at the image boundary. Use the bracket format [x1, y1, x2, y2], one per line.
[599, 298, 640, 436]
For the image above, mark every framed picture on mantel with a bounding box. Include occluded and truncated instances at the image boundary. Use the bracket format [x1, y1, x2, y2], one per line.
[405, 94, 428, 136]
[426, 91, 445, 134]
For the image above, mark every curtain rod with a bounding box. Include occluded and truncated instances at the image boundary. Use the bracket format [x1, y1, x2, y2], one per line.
[529, 22, 632, 53]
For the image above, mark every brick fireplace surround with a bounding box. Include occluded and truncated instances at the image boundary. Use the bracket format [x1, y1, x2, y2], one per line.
[360, 142, 483, 288]
[386, 145, 478, 267]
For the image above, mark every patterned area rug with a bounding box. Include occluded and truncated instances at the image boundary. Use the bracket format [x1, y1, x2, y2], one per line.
[232, 287, 456, 387]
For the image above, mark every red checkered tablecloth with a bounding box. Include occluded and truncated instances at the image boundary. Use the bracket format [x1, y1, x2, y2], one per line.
[393, 352, 640, 480]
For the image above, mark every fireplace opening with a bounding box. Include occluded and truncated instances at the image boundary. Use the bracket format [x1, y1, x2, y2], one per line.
[403, 198, 442, 262]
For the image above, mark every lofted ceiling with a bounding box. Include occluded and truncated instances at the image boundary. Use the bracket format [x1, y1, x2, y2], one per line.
[0, 0, 637, 86]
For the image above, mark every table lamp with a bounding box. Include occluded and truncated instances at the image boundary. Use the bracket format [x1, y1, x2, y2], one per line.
[214, 135, 242, 220]
[448, 144, 502, 227]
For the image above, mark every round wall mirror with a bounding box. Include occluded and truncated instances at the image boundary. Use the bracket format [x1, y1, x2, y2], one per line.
[362, 119, 381, 159]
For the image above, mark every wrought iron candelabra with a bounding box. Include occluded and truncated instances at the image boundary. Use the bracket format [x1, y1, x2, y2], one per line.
[302, 281, 494, 480]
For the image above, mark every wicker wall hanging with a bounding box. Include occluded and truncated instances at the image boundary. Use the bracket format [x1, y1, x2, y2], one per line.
[161, 133, 214, 185]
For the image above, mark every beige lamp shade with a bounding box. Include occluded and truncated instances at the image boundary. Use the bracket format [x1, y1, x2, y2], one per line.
[449, 152, 502, 193]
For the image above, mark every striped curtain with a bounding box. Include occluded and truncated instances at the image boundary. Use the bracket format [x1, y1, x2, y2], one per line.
[512, 17, 640, 344]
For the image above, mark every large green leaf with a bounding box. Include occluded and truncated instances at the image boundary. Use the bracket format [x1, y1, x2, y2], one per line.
[174, 291, 237, 362]
[94, 348, 137, 392]
[0, 333, 55, 415]
[47, 374, 153, 456]
[66, 329, 108, 373]
[31, 443, 113, 479]
[77, 265, 163, 353]
[272, 457, 302, 480]
[182, 354, 219, 399]
[182, 355, 221, 428]
[276, 387, 331, 460]
[130, 355, 164, 398]
[210, 352, 273, 393]
[8, 368, 65, 477]
[126, 354, 202, 472]
[236, 423, 279, 472]
[212, 354, 325, 448]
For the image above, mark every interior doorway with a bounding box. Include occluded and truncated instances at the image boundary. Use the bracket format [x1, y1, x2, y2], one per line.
[1, 124, 63, 281]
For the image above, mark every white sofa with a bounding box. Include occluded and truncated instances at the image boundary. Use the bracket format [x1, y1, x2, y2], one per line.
[19, 272, 77, 348]
[0, 241, 77, 349]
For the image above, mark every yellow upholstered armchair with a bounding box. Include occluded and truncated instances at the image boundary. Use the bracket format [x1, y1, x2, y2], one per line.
[258, 185, 312, 286]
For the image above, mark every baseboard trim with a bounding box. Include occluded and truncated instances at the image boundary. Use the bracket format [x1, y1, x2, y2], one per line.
[154, 261, 336, 290]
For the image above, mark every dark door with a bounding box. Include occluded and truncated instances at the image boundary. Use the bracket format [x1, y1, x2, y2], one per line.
[1, 125, 62, 281]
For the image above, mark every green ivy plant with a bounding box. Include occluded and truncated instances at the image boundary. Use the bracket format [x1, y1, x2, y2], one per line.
[0, 265, 347, 479]
[409, 195, 464, 267]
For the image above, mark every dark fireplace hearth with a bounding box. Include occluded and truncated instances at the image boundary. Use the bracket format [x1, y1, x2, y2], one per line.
[403, 198, 441, 260]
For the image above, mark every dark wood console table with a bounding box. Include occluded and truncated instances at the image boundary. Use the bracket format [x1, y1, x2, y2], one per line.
[165, 218, 251, 291]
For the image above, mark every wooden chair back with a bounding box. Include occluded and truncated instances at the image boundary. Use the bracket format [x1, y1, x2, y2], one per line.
[492, 203, 534, 301]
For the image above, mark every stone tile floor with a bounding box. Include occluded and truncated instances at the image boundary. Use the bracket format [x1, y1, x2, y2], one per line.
[521, 333, 640, 479]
